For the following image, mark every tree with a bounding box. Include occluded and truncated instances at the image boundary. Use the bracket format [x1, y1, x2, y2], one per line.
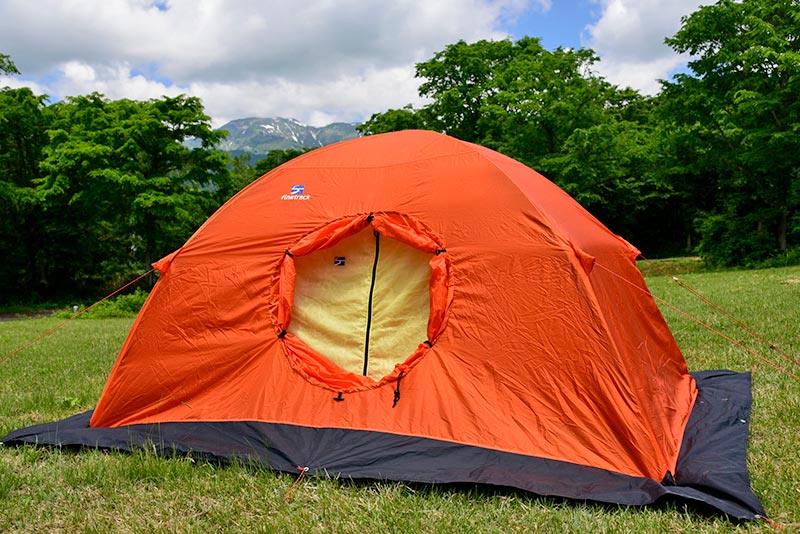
[413, 38, 622, 169]
[254, 148, 310, 176]
[357, 105, 428, 136]
[227, 152, 257, 192]
[36, 94, 231, 296]
[0, 54, 52, 300]
[414, 39, 515, 143]
[543, 118, 676, 249]
[0, 88, 49, 188]
[663, 0, 800, 264]
[0, 53, 20, 76]
[125, 95, 232, 270]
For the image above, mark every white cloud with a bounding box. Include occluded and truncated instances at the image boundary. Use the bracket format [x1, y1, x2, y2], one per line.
[4, 0, 704, 123]
[0, 0, 530, 125]
[591, 56, 686, 95]
[56, 61, 185, 102]
[0, 75, 49, 95]
[191, 66, 424, 128]
[583, 0, 705, 93]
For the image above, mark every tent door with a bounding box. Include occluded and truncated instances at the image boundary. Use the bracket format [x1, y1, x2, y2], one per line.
[289, 227, 430, 381]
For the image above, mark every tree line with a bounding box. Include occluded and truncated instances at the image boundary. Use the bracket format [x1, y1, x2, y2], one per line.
[0, 69, 301, 303]
[1, 0, 798, 304]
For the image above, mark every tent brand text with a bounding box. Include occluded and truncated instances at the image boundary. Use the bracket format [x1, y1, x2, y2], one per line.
[282, 185, 311, 201]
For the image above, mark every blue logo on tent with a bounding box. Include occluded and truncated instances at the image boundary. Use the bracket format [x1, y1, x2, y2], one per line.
[281, 185, 310, 200]
[334, 256, 346, 266]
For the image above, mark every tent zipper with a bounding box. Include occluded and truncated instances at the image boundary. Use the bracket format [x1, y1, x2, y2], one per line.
[363, 230, 380, 376]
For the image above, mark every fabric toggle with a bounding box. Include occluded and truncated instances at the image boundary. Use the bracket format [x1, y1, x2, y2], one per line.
[392, 370, 405, 408]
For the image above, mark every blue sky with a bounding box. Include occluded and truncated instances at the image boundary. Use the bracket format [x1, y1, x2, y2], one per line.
[509, 0, 594, 49]
[0, 0, 705, 127]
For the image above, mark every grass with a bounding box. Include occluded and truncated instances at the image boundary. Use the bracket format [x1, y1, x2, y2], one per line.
[636, 255, 709, 277]
[1, 264, 799, 532]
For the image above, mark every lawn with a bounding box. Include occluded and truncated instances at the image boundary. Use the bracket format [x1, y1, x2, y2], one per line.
[1, 264, 798, 532]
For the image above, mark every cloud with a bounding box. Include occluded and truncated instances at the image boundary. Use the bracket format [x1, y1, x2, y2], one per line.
[190, 66, 424, 128]
[3, 0, 700, 122]
[0, 0, 531, 126]
[583, 0, 704, 93]
[56, 61, 185, 101]
[0, 75, 49, 95]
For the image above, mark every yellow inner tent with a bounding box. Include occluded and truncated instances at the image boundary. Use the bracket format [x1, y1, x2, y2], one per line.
[289, 227, 431, 380]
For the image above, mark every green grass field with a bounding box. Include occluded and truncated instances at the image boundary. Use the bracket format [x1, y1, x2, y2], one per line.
[1, 264, 798, 532]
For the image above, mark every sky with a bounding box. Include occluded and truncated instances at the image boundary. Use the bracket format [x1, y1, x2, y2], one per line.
[0, 0, 708, 128]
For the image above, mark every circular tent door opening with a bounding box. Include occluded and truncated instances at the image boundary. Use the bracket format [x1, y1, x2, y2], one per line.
[273, 212, 450, 391]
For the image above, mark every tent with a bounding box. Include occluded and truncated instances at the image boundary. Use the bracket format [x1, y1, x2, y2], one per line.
[2, 130, 764, 519]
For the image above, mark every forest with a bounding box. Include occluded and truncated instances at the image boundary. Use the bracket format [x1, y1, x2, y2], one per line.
[1, 0, 798, 304]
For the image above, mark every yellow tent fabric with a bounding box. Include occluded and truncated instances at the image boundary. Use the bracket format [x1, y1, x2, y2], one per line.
[291, 227, 430, 380]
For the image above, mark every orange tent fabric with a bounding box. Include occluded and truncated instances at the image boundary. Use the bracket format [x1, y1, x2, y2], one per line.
[90, 130, 697, 482]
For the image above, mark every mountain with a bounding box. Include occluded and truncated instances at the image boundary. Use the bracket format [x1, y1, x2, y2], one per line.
[213, 117, 360, 155]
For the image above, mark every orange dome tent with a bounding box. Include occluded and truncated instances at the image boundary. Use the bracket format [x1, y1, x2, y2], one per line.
[3, 130, 764, 518]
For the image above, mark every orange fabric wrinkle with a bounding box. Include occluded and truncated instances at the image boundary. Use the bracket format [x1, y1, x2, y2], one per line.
[569, 241, 596, 274]
[290, 214, 371, 256]
[152, 248, 181, 274]
[427, 253, 451, 342]
[276, 257, 296, 332]
[371, 212, 441, 253]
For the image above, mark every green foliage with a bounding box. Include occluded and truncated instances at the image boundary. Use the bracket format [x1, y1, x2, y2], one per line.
[29, 93, 231, 300]
[663, 0, 800, 263]
[227, 152, 258, 191]
[51, 288, 149, 319]
[636, 256, 708, 277]
[0, 86, 52, 301]
[696, 212, 778, 267]
[0, 53, 19, 76]
[413, 37, 616, 162]
[357, 104, 428, 135]
[97, 288, 148, 315]
[415, 38, 517, 144]
[81, 289, 147, 318]
[541, 118, 677, 248]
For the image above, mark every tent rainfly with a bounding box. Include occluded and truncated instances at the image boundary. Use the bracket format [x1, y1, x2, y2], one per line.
[2, 130, 765, 519]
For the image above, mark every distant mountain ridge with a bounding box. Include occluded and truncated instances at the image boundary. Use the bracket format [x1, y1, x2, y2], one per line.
[215, 117, 360, 155]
